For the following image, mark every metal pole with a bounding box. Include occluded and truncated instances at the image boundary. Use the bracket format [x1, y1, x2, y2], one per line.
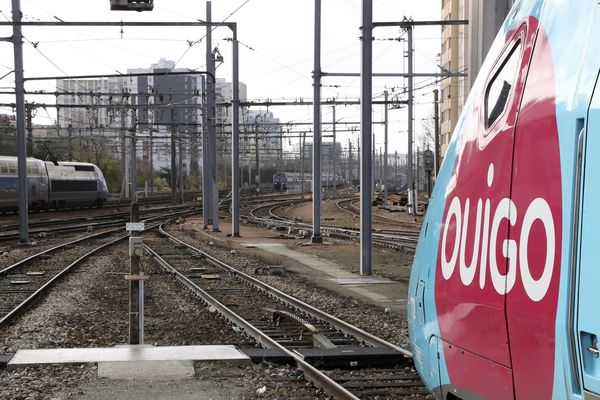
[379, 147, 382, 186]
[383, 91, 388, 204]
[372, 133, 375, 203]
[300, 132, 305, 198]
[312, 0, 322, 243]
[415, 146, 421, 206]
[348, 139, 352, 184]
[407, 25, 416, 214]
[357, 137, 360, 185]
[416, 147, 420, 213]
[207, 1, 219, 232]
[56, 102, 60, 146]
[149, 126, 154, 193]
[68, 123, 73, 161]
[131, 97, 138, 204]
[171, 110, 177, 205]
[433, 88, 441, 176]
[395, 150, 399, 189]
[178, 122, 184, 204]
[255, 118, 260, 196]
[332, 105, 337, 200]
[279, 130, 284, 192]
[12, 0, 28, 246]
[128, 203, 141, 344]
[120, 107, 127, 199]
[360, 0, 373, 275]
[231, 29, 241, 236]
[201, 75, 210, 229]
[26, 103, 33, 155]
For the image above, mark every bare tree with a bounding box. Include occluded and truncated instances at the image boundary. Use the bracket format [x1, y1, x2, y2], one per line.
[418, 112, 435, 151]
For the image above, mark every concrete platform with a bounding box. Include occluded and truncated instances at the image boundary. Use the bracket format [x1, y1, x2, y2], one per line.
[7, 345, 250, 373]
[183, 221, 411, 315]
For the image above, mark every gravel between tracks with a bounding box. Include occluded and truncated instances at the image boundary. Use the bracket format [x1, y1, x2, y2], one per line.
[0, 238, 327, 399]
[166, 225, 410, 348]
[0, 230, 118, 271]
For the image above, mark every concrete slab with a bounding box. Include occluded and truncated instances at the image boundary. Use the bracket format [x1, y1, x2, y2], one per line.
[246, 243, 286, 248]
[273, 249, 355, 278]
[331, 277, 395, 285]
[185, 221, 412, 315]
[97, 360, 194, 380]
[8, 345, 250, 369]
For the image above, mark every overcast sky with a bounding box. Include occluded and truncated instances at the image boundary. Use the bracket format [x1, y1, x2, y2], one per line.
[0, 0, 442, 154]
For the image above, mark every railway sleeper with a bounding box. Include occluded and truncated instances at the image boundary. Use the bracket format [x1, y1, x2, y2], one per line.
[298, 347, 411, 370]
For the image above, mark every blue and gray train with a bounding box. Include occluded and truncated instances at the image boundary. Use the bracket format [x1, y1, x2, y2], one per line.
[0, 156, 109, 212]
[273, 172, 288, 191]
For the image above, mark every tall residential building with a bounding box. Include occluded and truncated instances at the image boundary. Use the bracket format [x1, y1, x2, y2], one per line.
[439, 0, 516, 157]
[56, 59, 250, 174]
[440, 0, 469, 157]
[56, 78, 110, 129]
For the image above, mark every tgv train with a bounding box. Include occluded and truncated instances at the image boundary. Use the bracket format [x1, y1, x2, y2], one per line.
[0, 156, 108, 212]
[408, 1, 600, 399]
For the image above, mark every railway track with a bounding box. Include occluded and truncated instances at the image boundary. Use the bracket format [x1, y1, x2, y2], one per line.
[0, 209, 199, 328]
[146, 224, 430, 399]
[0, 204, 201, 242]
[246, 200, 419, 251]
[336, 198, 421, 232]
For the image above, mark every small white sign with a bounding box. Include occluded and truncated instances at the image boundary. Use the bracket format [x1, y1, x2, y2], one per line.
[126, 222, 145, 232]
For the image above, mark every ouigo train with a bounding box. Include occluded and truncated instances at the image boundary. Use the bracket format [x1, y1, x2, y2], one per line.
[408, 0, 600, 399]
[0, 156, 108, 212]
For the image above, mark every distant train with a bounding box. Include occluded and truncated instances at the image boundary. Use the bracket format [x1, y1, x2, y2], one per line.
[272, 172, 287, 191]
[0, 156, 108, 212]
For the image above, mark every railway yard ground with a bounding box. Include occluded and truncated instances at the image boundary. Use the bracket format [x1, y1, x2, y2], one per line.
[0, 194, 429, 400]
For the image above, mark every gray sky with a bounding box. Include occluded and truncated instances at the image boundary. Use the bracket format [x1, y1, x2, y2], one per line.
[0, 0, 442, 154]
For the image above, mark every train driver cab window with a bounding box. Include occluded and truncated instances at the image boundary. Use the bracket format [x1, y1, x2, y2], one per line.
[485, 42, 522, 129]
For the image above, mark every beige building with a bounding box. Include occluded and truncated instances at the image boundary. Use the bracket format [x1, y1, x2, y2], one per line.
[440, 0, 469, 157]
[440, 0, 515, 157]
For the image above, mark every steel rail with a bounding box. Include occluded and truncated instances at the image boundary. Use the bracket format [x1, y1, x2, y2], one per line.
[0, 206, 201, 242]
[336, 197, 419, 228]
[0, 210, 198, 327]
[0, 207, 200, 276]
[0, 227, 122, 276]
[0, 235, 126, 327]
[157, 224, 412, 357]
[145, 238, 360, 400]
[0, 204, 198, 236]
[245, 201, 418, 250]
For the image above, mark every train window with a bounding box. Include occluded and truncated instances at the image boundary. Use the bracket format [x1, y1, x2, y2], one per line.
[74, 165, 95, 172]
[51, 180, 98, 192]
[485, 42, 522, 129]
[8, 163, 16, 174]
[0, 163, 7, 173]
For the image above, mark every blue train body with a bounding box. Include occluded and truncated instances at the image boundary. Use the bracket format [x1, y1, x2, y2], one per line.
[408, 1, 600, 399]
[0, 156, 108, 212]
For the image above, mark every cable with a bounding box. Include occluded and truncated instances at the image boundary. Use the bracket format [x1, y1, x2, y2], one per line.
[153, 0, 253, 88]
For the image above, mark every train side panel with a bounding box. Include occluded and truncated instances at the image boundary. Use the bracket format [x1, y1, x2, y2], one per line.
[410, 0, 600, 399]
[546, 2, 600, 398]
[0, 157, 49, 211]
[46, 162, 107, 208]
